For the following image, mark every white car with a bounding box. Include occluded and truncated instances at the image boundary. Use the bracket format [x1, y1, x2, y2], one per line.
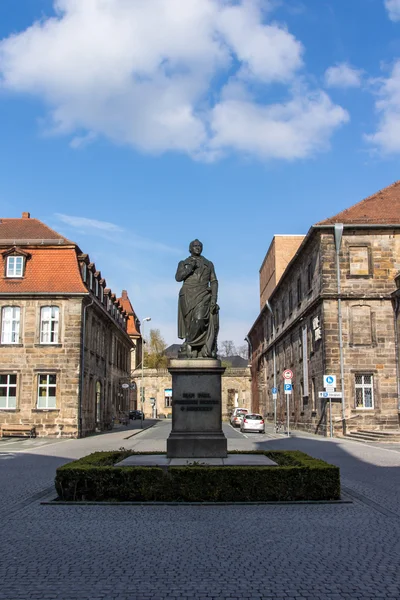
[240, 413, 265, 434]
[230, 407, 248, 427]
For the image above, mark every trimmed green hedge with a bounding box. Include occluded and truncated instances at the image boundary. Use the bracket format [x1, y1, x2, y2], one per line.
[55, 450, 340, 502]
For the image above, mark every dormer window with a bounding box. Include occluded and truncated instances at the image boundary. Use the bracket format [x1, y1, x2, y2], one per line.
[6, 256, 24, 277]
[95, 279, 99, 297]
[89, 271, 93, 290]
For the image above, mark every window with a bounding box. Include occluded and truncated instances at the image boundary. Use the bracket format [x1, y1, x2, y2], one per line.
[6, 256, 23, 277]
[355, 374, 374, 409]
[1, 307, 20, 344]
[89, 271, 93, 290]
[40, 306, 59, 344]
[349, 246, 370, 277]
[0, 374, 17, 409]
[307, 263, 312, 290]
[297, 277, 302, 304]
[299, 329, 303, 360]
[82, 263, 87, 282]
[281, 299, 285, 323]
[288, 289, 293, 314]
[100, 286, 104, 303]
[37, 374, 57, 409]
[95, 279, 99, 297]
[165, 388, 172, 408]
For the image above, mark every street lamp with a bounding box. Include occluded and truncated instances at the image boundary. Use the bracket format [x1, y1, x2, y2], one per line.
[141, 317, 151, 429]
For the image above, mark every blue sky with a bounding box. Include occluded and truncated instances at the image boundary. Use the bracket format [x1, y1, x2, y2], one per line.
[1, 0, 400, 349]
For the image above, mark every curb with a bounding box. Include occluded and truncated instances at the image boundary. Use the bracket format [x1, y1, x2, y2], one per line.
[41, 498, 352, 506]
[123, 420, 159, 440]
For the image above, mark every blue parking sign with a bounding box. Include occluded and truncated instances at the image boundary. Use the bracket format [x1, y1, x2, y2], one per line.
[284, 383, 292, 392]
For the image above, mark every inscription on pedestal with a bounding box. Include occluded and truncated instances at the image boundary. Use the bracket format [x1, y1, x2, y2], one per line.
[174, 392, 219, 412]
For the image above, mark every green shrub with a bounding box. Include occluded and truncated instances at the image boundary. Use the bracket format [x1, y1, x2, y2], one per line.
[55, 450, 340, 502]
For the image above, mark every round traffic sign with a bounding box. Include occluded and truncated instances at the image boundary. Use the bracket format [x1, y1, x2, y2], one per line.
[283, 369, 293, 380]
[121, 383, 129, 389]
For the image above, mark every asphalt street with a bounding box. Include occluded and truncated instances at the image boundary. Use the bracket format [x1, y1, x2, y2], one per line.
[1, 419, 399, 600]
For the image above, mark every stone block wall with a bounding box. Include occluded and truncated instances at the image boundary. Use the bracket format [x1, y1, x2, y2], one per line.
[0, 297, 82, 437]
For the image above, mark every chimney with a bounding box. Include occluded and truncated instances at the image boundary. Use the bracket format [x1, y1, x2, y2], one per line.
[121, 290, 128, 300]
[22, 212, 30, 219]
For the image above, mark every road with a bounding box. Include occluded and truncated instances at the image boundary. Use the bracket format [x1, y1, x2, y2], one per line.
[0, 419, 399, 600]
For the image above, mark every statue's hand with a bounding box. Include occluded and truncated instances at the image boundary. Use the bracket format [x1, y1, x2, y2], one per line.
[211, 302, 219, 314]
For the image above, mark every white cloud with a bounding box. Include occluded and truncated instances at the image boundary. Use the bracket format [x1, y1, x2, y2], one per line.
[55, 212, 180, 254]
[56, 213, 123, 232]
[385, 0, 400, 21]
[366, 61, 400, 153]
[210, 90, 349, 160]
[0, 0, 347, 161]
[324, 63, 363, 88]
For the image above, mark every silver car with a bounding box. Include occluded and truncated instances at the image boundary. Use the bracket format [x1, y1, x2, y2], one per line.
[230, 408, 248, 428]
[240, 413, 265, 434]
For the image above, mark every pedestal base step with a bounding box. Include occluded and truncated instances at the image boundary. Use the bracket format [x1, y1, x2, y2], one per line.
[116, 454, 277, 467]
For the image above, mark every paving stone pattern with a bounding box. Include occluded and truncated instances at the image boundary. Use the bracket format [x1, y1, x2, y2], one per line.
[0, 421, 399, 600]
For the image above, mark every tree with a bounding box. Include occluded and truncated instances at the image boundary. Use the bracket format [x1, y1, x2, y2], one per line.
[144, 328, 168, 369]
[236, 344, 249, 359]
[219, 340, 236, 357]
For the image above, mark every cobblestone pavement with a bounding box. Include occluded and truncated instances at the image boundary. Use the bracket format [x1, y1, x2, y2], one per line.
[0, 421, 399, 600]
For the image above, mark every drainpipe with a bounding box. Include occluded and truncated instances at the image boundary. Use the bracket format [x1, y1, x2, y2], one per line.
[392, 295, 400, 412]
[265, 300, 277, 431]
[79, 296, 94, 438]
[334, 224, 346, 434]
[244, 335, 253, 411]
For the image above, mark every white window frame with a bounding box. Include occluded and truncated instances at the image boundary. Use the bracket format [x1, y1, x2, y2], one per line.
[37, 374, 57, 409]
[0, 374, 17, 409]
[40, 306, 60, 344]
[6, 256, 24, 277]
[1, 306, 21, 344]
[355, 374, 374, 409]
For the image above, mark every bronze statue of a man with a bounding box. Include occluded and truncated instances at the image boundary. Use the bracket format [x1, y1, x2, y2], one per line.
[175, 239, 219, 359]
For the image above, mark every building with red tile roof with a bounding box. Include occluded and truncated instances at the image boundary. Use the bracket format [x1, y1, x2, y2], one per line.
[248, 181, 400, 438]
[0, 212, 135, 437]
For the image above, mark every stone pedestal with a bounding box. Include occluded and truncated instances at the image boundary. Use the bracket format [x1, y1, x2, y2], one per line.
[166, 359, 227, 458]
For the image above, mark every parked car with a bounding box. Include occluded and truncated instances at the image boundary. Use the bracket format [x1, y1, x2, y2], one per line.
[240, 413, 265, 434]
[129, 410, 143, 420]
[230, 407, 248, 427]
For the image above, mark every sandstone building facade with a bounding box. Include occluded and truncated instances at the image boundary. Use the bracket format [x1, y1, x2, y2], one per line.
[0, 213, 134, 437]
[248, 182, 400, 436]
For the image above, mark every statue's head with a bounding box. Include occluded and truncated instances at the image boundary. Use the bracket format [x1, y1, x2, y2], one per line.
[189, 239, 203, 255]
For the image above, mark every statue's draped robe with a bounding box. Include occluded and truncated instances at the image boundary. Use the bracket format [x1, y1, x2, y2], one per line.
[175, 256, 219, 357]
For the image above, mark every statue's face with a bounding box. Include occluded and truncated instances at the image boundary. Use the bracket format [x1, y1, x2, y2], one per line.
[190, 241, 203, 256]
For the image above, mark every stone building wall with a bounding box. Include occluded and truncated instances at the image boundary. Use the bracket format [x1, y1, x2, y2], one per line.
[0, 296, 82, 437]
[136, 367, 252, 420]
[249, 227, 400, 436]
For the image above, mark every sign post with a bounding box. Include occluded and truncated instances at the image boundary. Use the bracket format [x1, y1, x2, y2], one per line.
[272, 387, 277, 432]
[283, 379, 292, 437]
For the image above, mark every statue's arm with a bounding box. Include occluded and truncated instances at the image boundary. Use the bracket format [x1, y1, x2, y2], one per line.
[210, 263, 218, 303]
[175, 260, 195, 282]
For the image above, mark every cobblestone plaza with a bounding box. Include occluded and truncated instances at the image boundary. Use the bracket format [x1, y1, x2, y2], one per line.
[1, 420, 399, 600]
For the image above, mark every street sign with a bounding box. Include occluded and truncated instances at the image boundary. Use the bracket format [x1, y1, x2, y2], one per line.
[272, 387, 277, 394]
[121, 383, 129, 389]
[319, 391, 342, 399]
[323, 375, 336, 388]
[284, 383, 292, 393]
[150, 397, 156, 405]
[283, 369, 293, 380]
